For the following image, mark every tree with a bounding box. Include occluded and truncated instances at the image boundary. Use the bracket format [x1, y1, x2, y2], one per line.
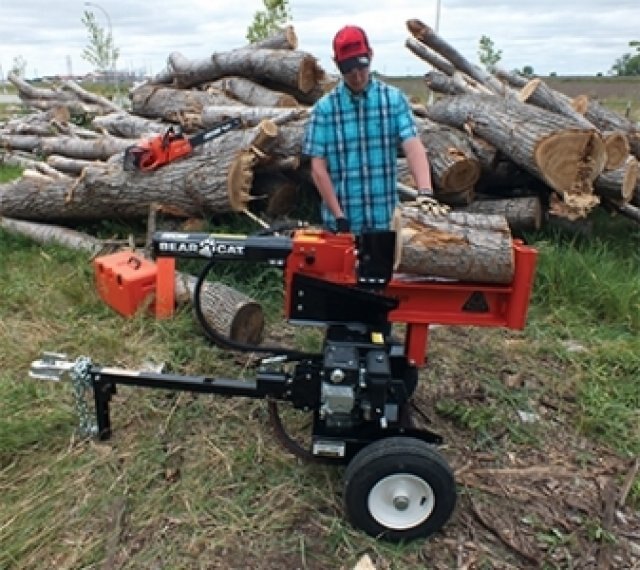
[11, 55, 27, 78]
[246, 0, 291, 43]
[521, 65, 534, 77]
[81, 10, 119, 73]
[478, 35, 502, 69]
[610, 40, 640, 76]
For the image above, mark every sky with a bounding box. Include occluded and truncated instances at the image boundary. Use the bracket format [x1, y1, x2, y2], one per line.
[0, 0, 638, 80]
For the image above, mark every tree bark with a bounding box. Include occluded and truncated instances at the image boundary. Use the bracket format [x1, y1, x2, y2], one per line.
[573, 95, 640, 158]
[92, 112, 168, 138]
[209, 76, 299, 107]
[185, 278, 264, 344]
[603, 131, 630, 171]
[406, 19, 511, 97]
[404, 38, 455, 76]
[0, 126, 269, 221]
[130, 84, 241, 127]
[246, 25, 298, 50]
[168, 48, 325, 94]
[426, 93, 606, 218]
[201, 106, 307, 128]
[417, 119, 481, 194]
[457, 196, 543, 233]
[46, 155, 100, 175]
[38, 135, 137, 161]
[398, 207, 515, 283]
[517, 78, 594, 129]
[594, 155, 638, 203]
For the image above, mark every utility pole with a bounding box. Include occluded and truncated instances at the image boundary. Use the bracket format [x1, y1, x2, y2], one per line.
[427, 0, 442, 105]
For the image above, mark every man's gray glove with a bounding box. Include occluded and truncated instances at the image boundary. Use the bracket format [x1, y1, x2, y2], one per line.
[413, 191, 450, 217]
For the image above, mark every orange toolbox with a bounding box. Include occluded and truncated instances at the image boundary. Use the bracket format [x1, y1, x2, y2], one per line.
[93, 251, 158, 317]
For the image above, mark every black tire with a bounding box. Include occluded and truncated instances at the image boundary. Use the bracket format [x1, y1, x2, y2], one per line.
[343, 437, 456, 541]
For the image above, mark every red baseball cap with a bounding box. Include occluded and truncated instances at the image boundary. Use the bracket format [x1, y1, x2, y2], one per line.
[333, 26, 372, 74]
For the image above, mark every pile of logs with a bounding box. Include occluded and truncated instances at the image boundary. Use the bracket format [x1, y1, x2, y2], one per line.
[1, 20, 639, 291]
[406, 19, 639, 223]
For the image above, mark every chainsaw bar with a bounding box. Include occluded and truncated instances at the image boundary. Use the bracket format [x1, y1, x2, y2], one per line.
[123, 117, 242, 172]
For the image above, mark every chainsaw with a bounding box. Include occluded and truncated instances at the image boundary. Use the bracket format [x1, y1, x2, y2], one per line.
[28, 227, 538, 542]
[123, 117, 241, 172]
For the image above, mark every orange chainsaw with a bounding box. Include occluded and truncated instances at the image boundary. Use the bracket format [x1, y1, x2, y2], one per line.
[123, 117, 241, 172]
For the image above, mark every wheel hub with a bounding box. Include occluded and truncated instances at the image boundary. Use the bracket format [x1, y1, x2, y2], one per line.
[368, 473, 435, 530]
[393, 495, 410, 511]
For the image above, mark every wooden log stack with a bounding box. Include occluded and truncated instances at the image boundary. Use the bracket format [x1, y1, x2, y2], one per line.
[1, 21, 639, 295]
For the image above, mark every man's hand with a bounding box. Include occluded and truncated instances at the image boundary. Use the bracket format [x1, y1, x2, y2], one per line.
[413, 192, 450, 217]
[335, 217, 351, 233]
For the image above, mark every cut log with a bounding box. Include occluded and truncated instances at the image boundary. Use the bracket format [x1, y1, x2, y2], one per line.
[398, 207, 515, 283]
[457, 196, 543, 234]
[228, 120, 279, 213]
[8, 71, 76, 102]
[405, 37, 455, 76]
[423, 71, 467, 96]
[46, 155, 101, 175]
[130, 84, 241, 127]
[603, 200, 640, 224]
[517, 78, 594, 129]
[39, 135, 137, 161]
[406, 19, 511, 97]
[572, 95, 640, 158]
[7, 72, 113, 117]
[416, 118, 481, 194]
[246, 25, 298, 51]
[0, 134, 42, 153]
[594, 155, 638, 203]
[184, 278, 264, 344]
[603, 131, 630, 171]
[0, 126, 269, 221]
[426, 94, 606, 218]
[209, 77, 299, 107]
[168, 48, 325, 94]
[0, 217, 266, 342]
[92, 112, 168, 138]
[201, 106, 307, 128]
[62, 80, 124, 114]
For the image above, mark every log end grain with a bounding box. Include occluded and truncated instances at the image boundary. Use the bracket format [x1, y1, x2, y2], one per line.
[603, 131, 631, 171]
[230, 302, 265, 345]
[298, 56, 326, 94]
[571, 94, 589, 115]
[534, 130, 606, 194]
[440, 155, 481, 193]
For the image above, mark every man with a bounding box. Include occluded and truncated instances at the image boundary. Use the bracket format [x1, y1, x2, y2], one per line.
[303, 25, 442, 234]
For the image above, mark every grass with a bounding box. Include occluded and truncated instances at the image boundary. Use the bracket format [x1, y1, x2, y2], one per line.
[1, 207, 638, 568]
[1, 83, 640, 566]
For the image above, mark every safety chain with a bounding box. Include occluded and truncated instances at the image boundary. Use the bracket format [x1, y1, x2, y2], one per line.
[70, 356, 98, 437]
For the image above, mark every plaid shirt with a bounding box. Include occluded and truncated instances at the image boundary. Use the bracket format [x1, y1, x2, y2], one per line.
[303, 78, 418, 232]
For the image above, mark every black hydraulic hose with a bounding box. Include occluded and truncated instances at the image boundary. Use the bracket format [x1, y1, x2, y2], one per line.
[192, 259, 318, 361]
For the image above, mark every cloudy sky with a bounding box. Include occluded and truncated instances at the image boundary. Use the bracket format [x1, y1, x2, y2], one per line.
[0, 0, 637, 80]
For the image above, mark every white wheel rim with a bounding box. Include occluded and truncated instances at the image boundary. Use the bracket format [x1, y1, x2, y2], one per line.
[367, 473, 435, 530]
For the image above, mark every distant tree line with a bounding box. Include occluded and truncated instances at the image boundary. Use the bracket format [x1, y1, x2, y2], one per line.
[610, 41, 640, 76]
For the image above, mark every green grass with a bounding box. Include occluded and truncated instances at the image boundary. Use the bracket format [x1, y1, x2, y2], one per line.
[2, 84, 640, 564]
[1, 208, 638, 567]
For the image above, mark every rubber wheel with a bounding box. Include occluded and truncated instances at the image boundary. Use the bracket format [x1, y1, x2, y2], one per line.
[343, 437, 456, 541]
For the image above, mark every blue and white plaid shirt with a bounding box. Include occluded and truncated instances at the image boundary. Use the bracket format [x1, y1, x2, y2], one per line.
[303, 78, 418, 232]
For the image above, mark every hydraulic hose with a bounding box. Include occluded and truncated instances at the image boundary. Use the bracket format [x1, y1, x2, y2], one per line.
[192, 259, 318, 361]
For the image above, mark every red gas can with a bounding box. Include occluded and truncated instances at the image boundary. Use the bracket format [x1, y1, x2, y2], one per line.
[93, 251, 157, 317]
